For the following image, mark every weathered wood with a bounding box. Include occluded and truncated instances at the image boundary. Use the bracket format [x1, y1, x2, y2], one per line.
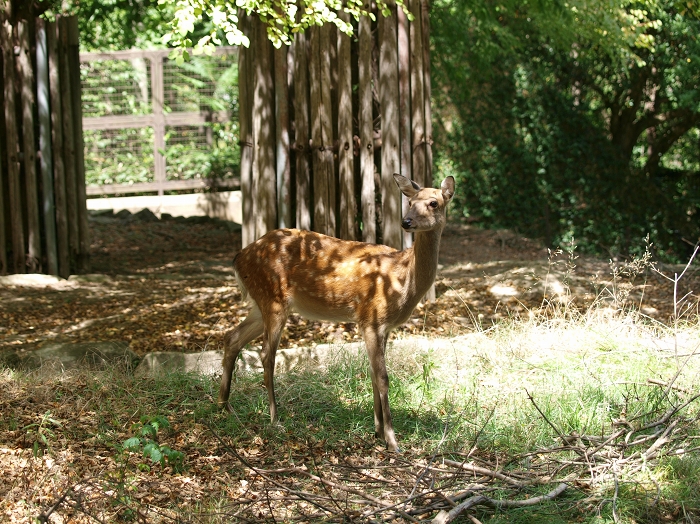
[48, 19, 70, 278]
[86, 177, 239, 196]
[379, 3, 401, 249]
[36, 18, 58, 276]
[409, 0, 426, 189]
[2, 19, 26, 273]
[421, 0, 433, 186]
[358, 8, 376, 244]
[252, 16, 276, 237]
[17, 21, 41, 273]
[309, 25, 336, 237]
[0, 52, 5, 274]
[59, 17, 79, 267]
[68, 16, 89, 272]
[397, 5, 412, 249]
[293, 31, 311, 231]
[274, 45, 291, 229]
[337, 11, 356, 241]
[150, 52, 166, 196]
[238, 14, 254, 247]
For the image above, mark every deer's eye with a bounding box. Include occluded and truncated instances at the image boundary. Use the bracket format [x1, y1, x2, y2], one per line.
[429, 201, 438, 209]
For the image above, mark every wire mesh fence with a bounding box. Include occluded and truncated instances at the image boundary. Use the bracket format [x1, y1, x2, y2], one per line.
[80, 48, 239, 195]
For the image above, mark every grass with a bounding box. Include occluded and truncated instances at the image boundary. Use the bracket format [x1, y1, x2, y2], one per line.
[2, 305, 699, 523]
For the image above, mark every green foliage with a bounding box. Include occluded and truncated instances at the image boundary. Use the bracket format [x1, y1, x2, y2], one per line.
[121, 415, 185, 472]
[433, 0, 700, 261]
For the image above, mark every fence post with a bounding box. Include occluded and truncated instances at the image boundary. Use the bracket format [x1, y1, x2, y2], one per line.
[68, 16, 89, 272]
[48, 19, 70, 278]
[274, 46, 291, 229]
[150, 51, 166, 197]
[2, 19, 26, 273]
[379, 3, 401, 249]
[358, 11, 375, 244]
[36, 18, 59, 276]
[293, 31, 311, 232]
[337, 11, 356, 241]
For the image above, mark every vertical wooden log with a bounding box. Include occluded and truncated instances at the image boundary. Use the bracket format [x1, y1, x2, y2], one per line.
[274, 46, 291, 229]
[238, 13, 254, 247]
[150, 51, 166, 197]
[359, 9, 375, 244]
[59, 17, 79, 269]
[252, 17, 276, 237]
[409, 0, 426, 189]
[379, 3, 401, 249]
[36, 19, 58, 276]
[421, 0, 433, 186]
[2, 20, 26, 273]
[17, 21, 41, 273]
[294, 30, 311, 231]
[397, 5, 412, 249]
[309, 25, 335, 237]
[67, 17, 89, 273]
[337, 11, 356, 241]
[48, 20, 69, 278]
[0, 55, 5, 274]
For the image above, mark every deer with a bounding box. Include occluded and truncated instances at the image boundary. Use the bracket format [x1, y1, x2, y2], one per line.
[218, 174, 455, 453]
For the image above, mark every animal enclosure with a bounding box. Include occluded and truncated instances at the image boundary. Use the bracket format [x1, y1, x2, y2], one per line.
[238, 0, 433, 250]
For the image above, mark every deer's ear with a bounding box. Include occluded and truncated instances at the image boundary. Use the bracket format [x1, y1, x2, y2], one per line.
[441, 176, 455, 201]
[394, 174, 421, 198]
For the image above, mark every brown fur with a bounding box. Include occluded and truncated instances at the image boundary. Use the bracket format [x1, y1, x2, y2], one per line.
[218, 174, 455, 452]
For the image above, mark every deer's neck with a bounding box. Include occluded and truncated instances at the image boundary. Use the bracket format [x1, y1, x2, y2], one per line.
[405, 226, 444, 300]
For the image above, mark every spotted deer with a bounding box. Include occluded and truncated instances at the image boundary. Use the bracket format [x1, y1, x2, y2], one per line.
[218, 174, 455, 452]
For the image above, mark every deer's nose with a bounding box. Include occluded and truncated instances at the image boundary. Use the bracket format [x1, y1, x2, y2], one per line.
[401, 218, 413, 230]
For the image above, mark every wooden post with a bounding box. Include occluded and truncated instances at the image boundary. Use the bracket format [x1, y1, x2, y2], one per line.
[2, 19, 26, 273]
[17, 20, 41, 273]
[238, 13, 254, 247]
[151, 51, 166, 197]
[294, 31, 311, 231]
[59, 17, 79, 268]
[379, 3, 401, 249]
[252, 16, 276, 237]
[421, 0, 433, 186]
[274, 46, 291, 229]
[48, 19, 70, 278]
[359, 8, 375, 244]
[397, 6, 412, 249]
[0, 58, 5, 274]
[337, 11, 356, 241]
[409, 0, 426, 189]
[36, 18, 58, 276]
[67, 16, 89, 272]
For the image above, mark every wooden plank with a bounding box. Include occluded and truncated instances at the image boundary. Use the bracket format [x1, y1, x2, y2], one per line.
[337, 11, 356, 241]
[86, 177, 239, 196]
[2, 19, 26, 273]
[48, 19, 70, 278]
[0, 39, 5, 274]
[409, 0, 426, 189]
[68, 16, 90, 273]
[358, 10, 375, 244]
[150, 51, 166, 196]
[36, 18, 58, 276]
[293, 30, 311, 231]
[421, 0, 433, 186]
[80, 46, 237, 62]
[252, 17, 276, 238]
[59, 17, 80, 268]
[274, 46, 291, 229]
[17, 20, 41, 273]
[397, 5, 412, 249]
[238, 13, 254, 247]
[309, 25, 336, 237]
[82, 111, 231, 131]
[379, 3, 401, 249]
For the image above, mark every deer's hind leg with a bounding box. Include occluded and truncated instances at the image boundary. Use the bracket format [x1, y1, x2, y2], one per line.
[218, 303, 264, 411]
[260, 303, 289, 424]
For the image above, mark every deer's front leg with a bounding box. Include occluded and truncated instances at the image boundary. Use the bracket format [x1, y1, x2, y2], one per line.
[218, 304, 265, 411]
[363, 326, 400, 453]
[261, 306, 288, 424]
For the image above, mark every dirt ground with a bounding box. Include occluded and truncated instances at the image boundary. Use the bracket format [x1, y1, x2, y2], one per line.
[1, 212, 699, 357]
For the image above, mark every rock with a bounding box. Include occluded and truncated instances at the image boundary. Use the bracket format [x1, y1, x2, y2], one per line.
[17, 341, 138, 371]
[0, 274, 64, 287]
[115, 209, 133, 220]
[134, 208, 159, 222]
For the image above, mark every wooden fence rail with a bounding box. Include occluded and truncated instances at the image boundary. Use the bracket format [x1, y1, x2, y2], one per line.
[0, 15, 88, 277]
[239, 0, 433, 251]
